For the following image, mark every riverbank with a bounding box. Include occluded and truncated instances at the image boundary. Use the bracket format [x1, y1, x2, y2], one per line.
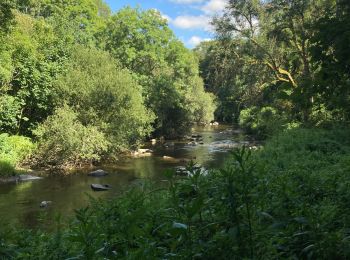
[1, 126, 349, 259]
[0, 125, 245, 228]
[0, 124, 228, 179]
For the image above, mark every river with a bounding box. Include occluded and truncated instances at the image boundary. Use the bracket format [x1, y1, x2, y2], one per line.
[0, 125, 249, 228]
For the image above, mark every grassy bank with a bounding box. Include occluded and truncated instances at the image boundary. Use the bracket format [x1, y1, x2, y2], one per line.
[1, 127, 350, 259]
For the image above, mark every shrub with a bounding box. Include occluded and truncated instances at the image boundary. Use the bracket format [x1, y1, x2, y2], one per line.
[0, 95, 22, 133]
[239, 106, 288, 138]
[33, 105, 109, 168]
[55, 46, 155, 151]
[0, 133, 35, 176]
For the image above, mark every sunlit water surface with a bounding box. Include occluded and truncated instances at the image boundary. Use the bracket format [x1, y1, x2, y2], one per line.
[0, 125, 249, 228]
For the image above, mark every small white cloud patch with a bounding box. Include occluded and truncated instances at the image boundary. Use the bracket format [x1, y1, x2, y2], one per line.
[188, 36, 211, 47]
[201, 0, 228, 14]
[172, 15, 211, 30]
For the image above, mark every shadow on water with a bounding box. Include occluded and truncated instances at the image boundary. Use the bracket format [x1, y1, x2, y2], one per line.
[0, 125, 250, 228]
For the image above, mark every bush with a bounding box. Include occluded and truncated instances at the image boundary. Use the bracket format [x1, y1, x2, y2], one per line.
[239, 106, 288, 138]
[55, 46, 155, 150]
[0, 133, 35, 176]
[34, 105, 109, 168]
[0, 95, 22, 133]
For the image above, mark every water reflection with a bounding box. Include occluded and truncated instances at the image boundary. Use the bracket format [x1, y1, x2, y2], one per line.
[0, 125, 248, 227]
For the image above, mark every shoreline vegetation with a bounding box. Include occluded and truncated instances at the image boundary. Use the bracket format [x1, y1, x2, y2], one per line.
[1, 0, 350, 258]
[0, 3, 216, 177]
[1, 127, 350, 259]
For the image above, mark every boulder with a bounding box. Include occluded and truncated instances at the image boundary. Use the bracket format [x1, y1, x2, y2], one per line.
[88, 169, 108, 177]
[91, 184, 111, 191]
[40, 201, 52, 208]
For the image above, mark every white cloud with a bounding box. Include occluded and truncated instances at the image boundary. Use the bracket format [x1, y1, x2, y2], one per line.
[172, 15, 212, 31]
[170, 0, 205, 4]
[201, 0, 228, 14]
[188, 36, 211, 47]
[161, 14, 172, 22]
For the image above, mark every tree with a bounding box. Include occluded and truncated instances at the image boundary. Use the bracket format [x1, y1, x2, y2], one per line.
[104, 7, 215, 137]
[54, 46, 155, 150]
[311, 0, 350, 119]
[212, 0, 331, 122]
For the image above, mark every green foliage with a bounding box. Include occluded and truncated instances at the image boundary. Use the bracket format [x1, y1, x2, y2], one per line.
[55, 46, 155, 151]
[0, 0, 15, 33]
[195, 39, 265, 123]
[34, 105, 109, 167]
[239, 106, 288, 138]
[202, 0, 350, 125]
[0, 95, 22, 133]
[0, 133, 34, 176]
[2, 128, 350, 258]
[104, 7, 215, 137]
[1, 1, 215, 162]
[311, 0, 350, 119]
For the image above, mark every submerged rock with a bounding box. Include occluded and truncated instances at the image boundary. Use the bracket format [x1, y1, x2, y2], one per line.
[91, 184, 111, 191]
[88, 169, 108, 177]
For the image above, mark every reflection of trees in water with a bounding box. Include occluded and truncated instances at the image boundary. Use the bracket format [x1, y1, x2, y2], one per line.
[0, 126, 250, 228]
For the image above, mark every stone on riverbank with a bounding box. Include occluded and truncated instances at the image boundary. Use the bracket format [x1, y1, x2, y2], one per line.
[19, 175, 43, 181]
[88, 169, 108, 177]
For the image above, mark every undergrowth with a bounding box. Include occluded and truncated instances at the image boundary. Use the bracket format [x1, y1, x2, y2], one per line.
[0, 127, 350, 259]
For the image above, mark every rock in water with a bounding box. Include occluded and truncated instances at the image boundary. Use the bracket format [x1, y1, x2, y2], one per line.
[91, 184, 111, 191]
[88, 169, 108, 177]
[19, 175, 43, 181]
[40, 201, 52, 208]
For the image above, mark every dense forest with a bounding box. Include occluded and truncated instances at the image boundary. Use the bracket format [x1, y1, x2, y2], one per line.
[0, 0, 215, 172]
[195, 0, 350, 132]
[1, 0, 350, 259]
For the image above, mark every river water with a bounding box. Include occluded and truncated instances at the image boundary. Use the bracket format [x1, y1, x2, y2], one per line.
[0, 125, 248, 228]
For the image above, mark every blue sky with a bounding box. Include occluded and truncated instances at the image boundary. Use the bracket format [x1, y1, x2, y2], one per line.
[104, 0, 227, 48]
